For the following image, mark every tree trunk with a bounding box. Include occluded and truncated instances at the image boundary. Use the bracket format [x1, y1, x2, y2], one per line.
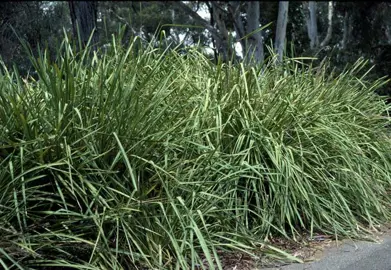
[386, 26, 391, 45]
[245, 1, 264, 65]
[174, 1, 227, 61]
[274, 1, 289, 63]
[228, 1, 247, 57]
[68, 1, 98, 49]
[341, 10, 351, 50]
[206, 2, 218, 62]
[211, 2, 233, 62]
[305, 1, 318, 49]
[320, 1, 333, 47]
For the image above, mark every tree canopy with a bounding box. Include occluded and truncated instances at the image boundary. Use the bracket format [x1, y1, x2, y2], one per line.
[1, 1, 391, 94]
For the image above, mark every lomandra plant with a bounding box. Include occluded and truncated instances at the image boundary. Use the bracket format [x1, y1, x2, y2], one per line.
[1, 29, 391, 269]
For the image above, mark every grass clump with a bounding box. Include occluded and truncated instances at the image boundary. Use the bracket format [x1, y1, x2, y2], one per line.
[1, 32, 391, 269]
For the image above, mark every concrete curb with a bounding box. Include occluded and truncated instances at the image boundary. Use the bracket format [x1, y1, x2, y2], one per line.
[263, 236, 391, 270]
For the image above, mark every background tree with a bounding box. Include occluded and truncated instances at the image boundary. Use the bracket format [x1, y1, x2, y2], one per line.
[244, 1, 264, 64]
[304, 1, 319, 50]
[176, 1, 266, 64]
[274, 1, 289, 62]
[68, 1, 98, 49]
[319, 1, 333, 47]
[174, 1, 235, 61]
[0, 0, 391, 96]
[0, 2, 70, 75]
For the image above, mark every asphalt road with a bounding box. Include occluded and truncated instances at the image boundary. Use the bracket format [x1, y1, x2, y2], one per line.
[264, 236, 391, 270]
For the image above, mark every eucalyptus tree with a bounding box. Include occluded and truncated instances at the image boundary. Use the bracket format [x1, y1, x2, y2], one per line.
[98, 1, 211, 55]
[68, 1, 98, 49]
[244, 1, 264, 64]
[304, 1, 318, 50]
[320, 1, 334, 47]
[274, 1, 289, 62]
[176, 1, 267, 65]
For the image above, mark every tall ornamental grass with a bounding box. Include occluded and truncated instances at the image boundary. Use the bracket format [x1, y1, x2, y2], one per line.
[1, 32, 391, 269]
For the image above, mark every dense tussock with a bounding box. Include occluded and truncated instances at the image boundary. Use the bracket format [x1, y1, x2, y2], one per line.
[1, 34, 391, 269]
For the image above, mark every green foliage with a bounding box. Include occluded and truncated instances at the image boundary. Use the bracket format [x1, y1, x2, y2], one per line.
[98, 1, 210, 49]
[1, 31, 391, 269]
[0, 2, 71, 76]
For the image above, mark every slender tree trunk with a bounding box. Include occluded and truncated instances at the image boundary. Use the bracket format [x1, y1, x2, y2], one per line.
[320, 1, 333, 47]
[341, 10, 351, 50]
[386, 26, 391, 45]
[274, 1, 289, 63]
[211, 2, 233, 62]
[206, 3, 217, 61]
[305, 1, 318, 49]
[245, 1, 264, 65]
[68, 1, 98, 49]
[206, 3, 218, 63]
[228, 1, 247, 57]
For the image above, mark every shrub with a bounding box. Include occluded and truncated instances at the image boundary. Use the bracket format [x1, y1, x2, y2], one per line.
[1, 33, 391, 269]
